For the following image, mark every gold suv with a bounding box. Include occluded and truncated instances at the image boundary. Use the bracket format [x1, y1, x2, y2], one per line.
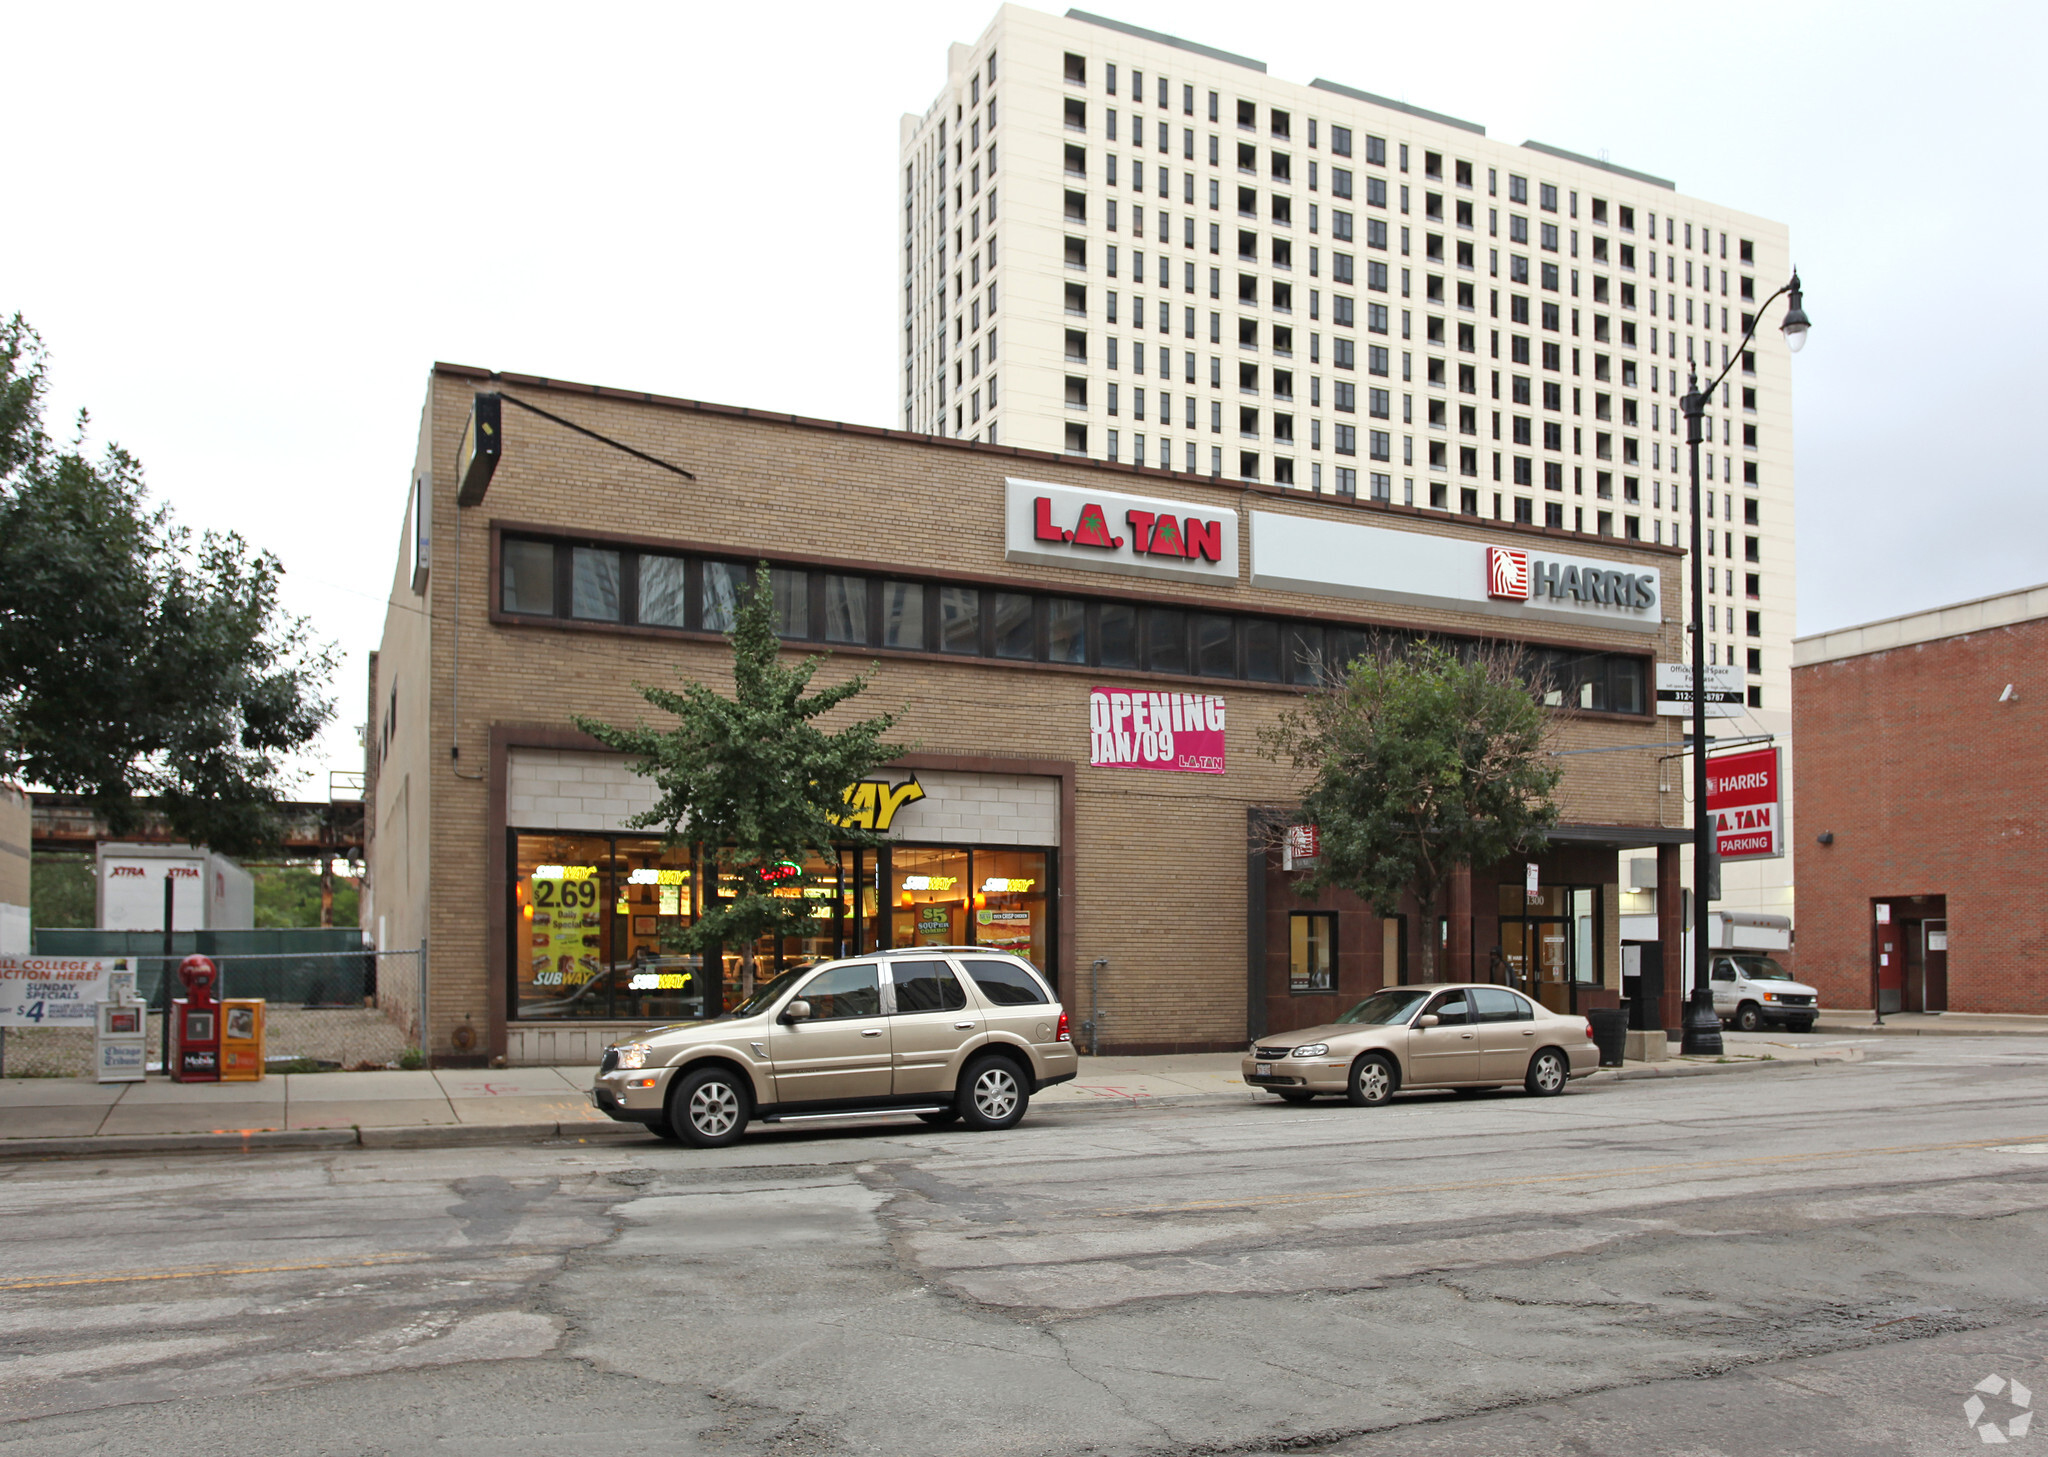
[590, 948, 1077, 1146]
[1243, 984, 1597, 1105]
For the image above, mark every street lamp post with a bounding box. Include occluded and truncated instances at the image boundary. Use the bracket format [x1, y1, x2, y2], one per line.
[1678, 273, 1810, 1057]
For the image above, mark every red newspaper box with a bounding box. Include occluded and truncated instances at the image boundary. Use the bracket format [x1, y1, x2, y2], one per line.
[169, 954, 221, 1083]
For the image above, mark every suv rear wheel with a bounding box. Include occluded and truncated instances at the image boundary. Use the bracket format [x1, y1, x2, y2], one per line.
[667, 1065, 752, 1148]
[956, 1054, 1030, 1131]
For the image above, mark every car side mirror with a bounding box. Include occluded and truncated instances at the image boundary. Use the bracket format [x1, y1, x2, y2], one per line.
[782, 999, 812, 1023]
[1416, 1013, 1440, 1028]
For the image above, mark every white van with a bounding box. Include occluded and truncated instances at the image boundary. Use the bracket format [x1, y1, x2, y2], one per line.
[1711, 953, 1819, 1032]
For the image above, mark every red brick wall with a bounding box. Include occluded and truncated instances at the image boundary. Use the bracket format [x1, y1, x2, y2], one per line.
[1792, 619, 2047, 1012]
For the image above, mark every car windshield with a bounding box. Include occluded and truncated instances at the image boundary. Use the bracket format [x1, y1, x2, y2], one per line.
[1334, 989, 1432, 1025]
[724, 967, 809, 1019]
[1739, 958, 1794, 981]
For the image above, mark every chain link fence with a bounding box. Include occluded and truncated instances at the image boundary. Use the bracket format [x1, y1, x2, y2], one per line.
[0, 946, 424, 1078]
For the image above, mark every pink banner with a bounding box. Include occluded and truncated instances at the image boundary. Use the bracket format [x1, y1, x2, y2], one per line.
[1088, 688, 1226, 774]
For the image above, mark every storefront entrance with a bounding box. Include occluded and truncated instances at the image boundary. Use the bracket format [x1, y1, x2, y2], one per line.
[1497, 884, 1600, 1013]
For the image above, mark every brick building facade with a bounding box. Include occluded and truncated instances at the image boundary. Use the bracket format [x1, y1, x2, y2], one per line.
[1792, 585, 2048, 1014]
[366, 363, 1691, 1065]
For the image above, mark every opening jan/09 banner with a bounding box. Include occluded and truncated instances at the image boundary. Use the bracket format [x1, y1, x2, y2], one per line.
[1089, 688, 1226, 775]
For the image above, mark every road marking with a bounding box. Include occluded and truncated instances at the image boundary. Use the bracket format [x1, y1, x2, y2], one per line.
[0, 1248, 553, 1294]
[1100, 1134, 2048, 1216]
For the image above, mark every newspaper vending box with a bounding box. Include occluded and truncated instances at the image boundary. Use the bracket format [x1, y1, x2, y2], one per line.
[169, 955, 220, 1083]
[95, 969, 147, 1083]
[220, 998, 266, 1080]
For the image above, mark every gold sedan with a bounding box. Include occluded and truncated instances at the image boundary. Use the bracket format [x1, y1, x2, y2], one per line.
[1243, 984, 1599, 1105]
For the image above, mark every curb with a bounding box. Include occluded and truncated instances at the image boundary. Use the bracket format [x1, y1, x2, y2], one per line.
[1585, 1047, 1865, 1082]
[0, 1054, 1866, 1159]
[0, 1128, 361, 1159]
[1811, 1021, 2048, 1039]
[0, 1119, 649, 1162]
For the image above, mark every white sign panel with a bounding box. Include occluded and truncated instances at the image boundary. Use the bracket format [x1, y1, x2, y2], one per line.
[0, 957, 131, 1028]
[1655, 663, 1745, 718]
[1005, 478, 1239, 584]
[1249, 512, 1661, 633]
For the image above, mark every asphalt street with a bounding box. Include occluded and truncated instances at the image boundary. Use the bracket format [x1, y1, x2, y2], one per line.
[3, 1033, 2046, 1457]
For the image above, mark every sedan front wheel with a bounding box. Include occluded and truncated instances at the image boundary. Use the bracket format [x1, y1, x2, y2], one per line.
[1347, 1054, 1396, 1107]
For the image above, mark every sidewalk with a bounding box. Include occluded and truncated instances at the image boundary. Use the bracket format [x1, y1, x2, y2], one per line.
[0, 1043, 1866, 1159]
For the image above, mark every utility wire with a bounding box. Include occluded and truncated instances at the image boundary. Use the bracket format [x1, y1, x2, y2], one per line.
[498, 393, 698, 480]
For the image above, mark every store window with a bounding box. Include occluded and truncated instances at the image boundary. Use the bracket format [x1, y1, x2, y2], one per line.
[824, 575, 869, 644]
[893, 847, 971, 945]
[511, 834, 1054, 1018]
[1048, 598, 1087, 664]
[972, 847, 1050, 969]
[513, 832, 704, 1023]
[939, 587, 981, 653]
[571, 548, 621, 621]
[881, 581, 925, 649]
[638, 554, 688, 627]
[1290, 911, 1336, 992]
[501, 540, 556, 615]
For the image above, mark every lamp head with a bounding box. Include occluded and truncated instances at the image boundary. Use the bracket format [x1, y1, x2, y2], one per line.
[1780, 270, 1811, 354]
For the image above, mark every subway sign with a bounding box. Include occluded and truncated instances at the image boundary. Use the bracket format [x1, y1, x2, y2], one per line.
[1005, 479, 1239, 583]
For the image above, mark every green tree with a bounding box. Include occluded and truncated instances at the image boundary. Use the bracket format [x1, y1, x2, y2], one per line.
[251, 864, 360, 928]
[1263, 641, 1563, 981]
[0, 317, 336, 855]
[29, 853, 95, 929]
[574, 564, 904, 994]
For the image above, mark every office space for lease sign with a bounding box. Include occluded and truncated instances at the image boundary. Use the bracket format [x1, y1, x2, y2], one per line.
[1089, 688, 1225, 774]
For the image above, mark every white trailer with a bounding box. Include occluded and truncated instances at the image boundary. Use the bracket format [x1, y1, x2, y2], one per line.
[95, 843, 255, 931]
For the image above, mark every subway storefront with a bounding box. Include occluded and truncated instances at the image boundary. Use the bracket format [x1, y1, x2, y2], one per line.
[367, 365, 1690, 1065]
[508, 797, 1056, 1023]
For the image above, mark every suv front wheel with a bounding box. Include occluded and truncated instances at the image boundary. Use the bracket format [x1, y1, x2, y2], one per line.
[956, 1054, 1031, 1131]
[667, 1065, 752, 1148]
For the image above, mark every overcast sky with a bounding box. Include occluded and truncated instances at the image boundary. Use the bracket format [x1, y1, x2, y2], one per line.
[6, 0, 2043, 787]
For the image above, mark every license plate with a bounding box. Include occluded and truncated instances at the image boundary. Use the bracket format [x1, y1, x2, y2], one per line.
[1256, 1063, 1270, 1076]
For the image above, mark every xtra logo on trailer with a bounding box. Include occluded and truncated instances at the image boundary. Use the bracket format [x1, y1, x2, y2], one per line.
[1486, 544, 1655, 612]
[1089, 689, 1226, 775]
[1006, 479, 1239, 584]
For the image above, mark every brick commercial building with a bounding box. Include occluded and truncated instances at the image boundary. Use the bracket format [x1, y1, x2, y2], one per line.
[1792, 584, 2048, 1014]
[365, 363, 1695, 1065]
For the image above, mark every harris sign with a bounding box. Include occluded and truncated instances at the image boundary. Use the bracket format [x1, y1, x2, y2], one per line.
[1251, 512, 1661, 634]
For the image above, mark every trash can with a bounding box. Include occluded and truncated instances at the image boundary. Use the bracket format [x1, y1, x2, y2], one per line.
[1588, 1007, 1629, 1067]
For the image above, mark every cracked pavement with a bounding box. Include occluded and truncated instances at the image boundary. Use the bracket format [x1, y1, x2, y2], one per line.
[3, 1036, 2047, 1455]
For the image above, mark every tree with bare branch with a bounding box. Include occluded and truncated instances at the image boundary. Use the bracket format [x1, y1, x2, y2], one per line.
[1261, 640, 1563, 982]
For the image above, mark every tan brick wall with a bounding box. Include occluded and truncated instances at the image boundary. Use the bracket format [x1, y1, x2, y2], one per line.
[381, 366, 1687, 1058]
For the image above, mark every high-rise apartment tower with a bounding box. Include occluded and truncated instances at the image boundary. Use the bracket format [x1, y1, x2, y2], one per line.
[899, 5, 1799, 937]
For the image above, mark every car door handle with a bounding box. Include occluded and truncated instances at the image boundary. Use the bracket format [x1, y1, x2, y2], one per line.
[953, 1021, 976, 1030]
[860, 1028, 883, 1037]
[1521, 1029, 1536, 1035]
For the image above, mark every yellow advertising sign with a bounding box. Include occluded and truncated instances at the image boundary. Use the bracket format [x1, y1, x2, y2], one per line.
[833, 776, 927, 832]
[530, 865, 600, 987]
